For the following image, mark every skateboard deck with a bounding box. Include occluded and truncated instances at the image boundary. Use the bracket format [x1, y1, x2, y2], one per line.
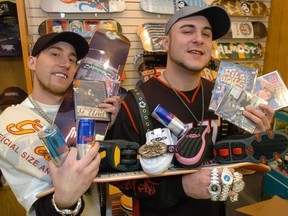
[38, 19, 122, 39]
[40, 0, 126, 13]
[222, 21, 267, 39]
[212, 42, 263, 59]
[140, 0, 208, 15]
[207, 0, 269, 17]
[54, 29, 130, 147]
[36, 162, 271, 198]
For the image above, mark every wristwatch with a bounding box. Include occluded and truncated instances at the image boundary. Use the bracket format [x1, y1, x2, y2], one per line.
[207, 168, 221, 201]
[230, 172, 245, 202]
[219, 167, 233, 201]
[52, 194, 82, 215]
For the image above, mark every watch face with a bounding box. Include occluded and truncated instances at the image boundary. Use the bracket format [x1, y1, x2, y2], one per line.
[233, 180, 245, 192]
[222, 172, 233, 185]
[208, 183, 221, 195]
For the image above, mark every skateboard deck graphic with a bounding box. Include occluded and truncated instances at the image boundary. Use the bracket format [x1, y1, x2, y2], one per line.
[38, 19, 122, 39]
[54, 29, 130, 147]
[140, 0, 208, 15]
[212, 42, 263, 59]
[207, 0, 269, 17]
[36, 162, 271, 198]
[222, 21, 267, 39]
[40, 0, 126, 13]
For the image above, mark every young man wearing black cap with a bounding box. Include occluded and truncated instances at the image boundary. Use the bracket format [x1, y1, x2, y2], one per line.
[109, 6, 274, 216]
[0, 32, 120, 215]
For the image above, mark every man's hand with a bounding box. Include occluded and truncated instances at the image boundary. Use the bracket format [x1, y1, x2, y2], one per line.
[182, 168, 236, 200]
[243, 103, 275, 133]
[99, 96, 121, 126]
[48, 142, 101, 209]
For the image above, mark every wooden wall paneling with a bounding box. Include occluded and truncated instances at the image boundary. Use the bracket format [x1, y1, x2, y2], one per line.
[264, 0, 288, 86]
[16, 0, 33, 93]
[0, 186, 25, 216]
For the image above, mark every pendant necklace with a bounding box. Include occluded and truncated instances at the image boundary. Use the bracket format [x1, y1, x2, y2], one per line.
[163, 72, 204, 124]
[28, 95, 54, 124]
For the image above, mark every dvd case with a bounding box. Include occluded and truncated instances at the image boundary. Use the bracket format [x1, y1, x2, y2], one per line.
[253, 70, 288, 110]
[73, 79, 110, 121]
[215, 85, 268, 133]
[209, 61, 258, 111]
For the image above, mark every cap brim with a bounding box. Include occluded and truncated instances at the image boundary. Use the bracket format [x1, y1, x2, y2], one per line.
[165, 6, 231, 40]
[32, 32, 89, 60]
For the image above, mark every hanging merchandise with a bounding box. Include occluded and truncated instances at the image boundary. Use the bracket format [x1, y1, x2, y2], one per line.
[0, 1, 21, 56]
[38, 19, 122, 39]
[140, 0, 207, 15]
[212, 42, 263, 59]
[222, 21, 267, 39]
[207, 0, 269, 17]
[40, 0, 126, 13]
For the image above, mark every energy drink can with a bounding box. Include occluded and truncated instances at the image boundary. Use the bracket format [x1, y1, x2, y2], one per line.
[151, 104, 188, 137]
[76, 118, 95, 159]
[38, 124, 68, 167]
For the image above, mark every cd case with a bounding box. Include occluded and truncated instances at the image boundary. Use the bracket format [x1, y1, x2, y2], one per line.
[209, 61, 258, 111]
[73, 79, 110, 121]
[254, 70, 288, 110]
[215, 85, 268, 133]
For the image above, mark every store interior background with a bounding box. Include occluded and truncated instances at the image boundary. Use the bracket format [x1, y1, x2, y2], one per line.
[1, 0, 288, 215]
[4, 0, 288, 96]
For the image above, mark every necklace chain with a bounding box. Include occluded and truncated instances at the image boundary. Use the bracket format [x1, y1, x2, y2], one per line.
[163, 73, 204, 124]
[28, 95, 54, 124]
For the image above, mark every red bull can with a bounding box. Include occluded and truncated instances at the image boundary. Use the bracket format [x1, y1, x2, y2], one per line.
[38, 124, 68, 167]
[76, 118, 95, 159]
[151, 104, 188, 137]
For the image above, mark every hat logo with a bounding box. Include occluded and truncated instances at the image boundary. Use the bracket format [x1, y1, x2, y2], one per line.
[4, 92, 19, 97]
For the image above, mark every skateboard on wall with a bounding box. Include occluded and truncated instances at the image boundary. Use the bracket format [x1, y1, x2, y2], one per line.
[140, 0, 208, 15]
[207, 0, 269, 17]
[37, 161, 271, 198]
[40, 0, 126, 13]
[54, 29, 130, 147]
[212, 42, 263, 59]
[222, 21, 267, 39]
[137, 23, 166, 52]
[38, 19, 122, 39]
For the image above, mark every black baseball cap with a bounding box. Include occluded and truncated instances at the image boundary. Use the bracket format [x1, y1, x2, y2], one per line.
[165, 6, 231, 40]
[31, 32, 89, 60]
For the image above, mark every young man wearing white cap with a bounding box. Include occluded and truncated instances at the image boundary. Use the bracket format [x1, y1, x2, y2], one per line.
[109, 6, 274, 216]
[0, 32, 120, 215]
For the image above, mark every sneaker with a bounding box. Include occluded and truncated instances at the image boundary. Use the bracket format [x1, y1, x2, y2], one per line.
[214, 131, 288, 164]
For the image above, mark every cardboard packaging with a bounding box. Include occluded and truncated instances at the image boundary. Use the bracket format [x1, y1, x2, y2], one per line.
[236, 195, 288, 216]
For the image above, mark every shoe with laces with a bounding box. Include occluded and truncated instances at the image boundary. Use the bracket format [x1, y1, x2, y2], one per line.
[214, 131, 288, 164]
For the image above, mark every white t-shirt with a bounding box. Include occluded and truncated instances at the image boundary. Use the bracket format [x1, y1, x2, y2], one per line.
[0, 98, 111, 216]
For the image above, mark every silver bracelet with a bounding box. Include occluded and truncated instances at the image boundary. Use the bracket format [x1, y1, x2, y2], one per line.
[52, 193, 82, 216]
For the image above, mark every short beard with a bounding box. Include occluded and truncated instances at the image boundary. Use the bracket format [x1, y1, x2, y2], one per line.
[170, 54, 209, 73]
[38, 80, 66, 97]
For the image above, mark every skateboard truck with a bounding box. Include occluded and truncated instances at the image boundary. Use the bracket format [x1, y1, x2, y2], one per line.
[99, 139, 141, 172]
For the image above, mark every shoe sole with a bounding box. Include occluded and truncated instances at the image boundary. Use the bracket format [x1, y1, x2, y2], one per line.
[214, 131, 288, 164]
